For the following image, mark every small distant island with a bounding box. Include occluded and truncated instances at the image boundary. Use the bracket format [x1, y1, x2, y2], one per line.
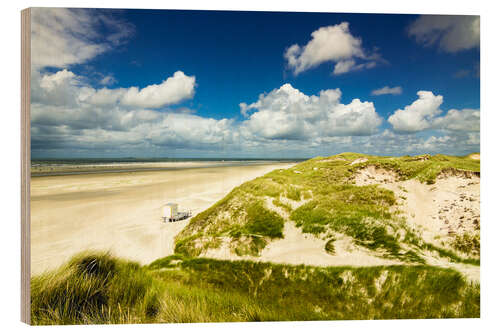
[31, 153, 480, 324]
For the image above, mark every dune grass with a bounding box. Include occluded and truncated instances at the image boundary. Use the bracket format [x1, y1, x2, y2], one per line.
[31, 252, 480, 325]
[30, 252, 163, 325]
[230, 201, 284, 239]
[451, 232, 480, 256]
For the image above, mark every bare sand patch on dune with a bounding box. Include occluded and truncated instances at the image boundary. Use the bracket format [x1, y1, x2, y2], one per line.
[468, 153, 480, 160]
[380, 174, 479, 246]
[256, 222, 401, 267]
[262, 197, 399, 267]
[350, 157, 368, 165]
[203, 221, 401, 267]
[354, 166, 480, 245]
[317, 157, 347, 163]
[30, 162, 296, 276]
[353, 165, 480, 281]
[354, 165, 398, 185]
[202, 195, 402, 267]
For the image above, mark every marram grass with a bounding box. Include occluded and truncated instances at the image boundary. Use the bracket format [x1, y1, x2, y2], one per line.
[31, 252, 162, 325]
[31, 252, 480, 325]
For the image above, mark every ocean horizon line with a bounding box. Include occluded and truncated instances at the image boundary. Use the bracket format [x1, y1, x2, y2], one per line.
[31, 157, 309, 165]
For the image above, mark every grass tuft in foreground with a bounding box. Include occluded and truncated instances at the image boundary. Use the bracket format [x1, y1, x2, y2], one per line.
[31, 252, 162, 325]
[31, 252, 480, 325]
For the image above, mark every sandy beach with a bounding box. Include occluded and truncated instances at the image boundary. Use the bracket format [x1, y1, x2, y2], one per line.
[30, 162, 295, 275]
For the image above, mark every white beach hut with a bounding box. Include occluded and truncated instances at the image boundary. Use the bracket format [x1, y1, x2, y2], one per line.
[162, 203, 178, 222]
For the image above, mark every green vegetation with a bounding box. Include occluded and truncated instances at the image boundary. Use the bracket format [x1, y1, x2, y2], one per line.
[31, 252, 162, 325]
[285, 185, 302, 201]
[176, 152, 479, 264]
[324, 238, 336, 255]
[421, 242, 480, 266]
[289, 185, 413, 261]
[174, 199, 284, 257]
[239, 202, 284, 238]
[31, 252, 480, 324]
[451, 232, 480, 257]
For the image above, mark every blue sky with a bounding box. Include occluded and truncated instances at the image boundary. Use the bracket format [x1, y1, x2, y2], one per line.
[30, 8, 480, 158]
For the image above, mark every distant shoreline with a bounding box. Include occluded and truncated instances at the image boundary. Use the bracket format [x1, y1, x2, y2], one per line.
[32, 157, 307, 164]
[31, 160, 302, 177]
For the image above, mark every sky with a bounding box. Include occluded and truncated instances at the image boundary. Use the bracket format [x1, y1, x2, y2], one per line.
[30, 8, 480, 159]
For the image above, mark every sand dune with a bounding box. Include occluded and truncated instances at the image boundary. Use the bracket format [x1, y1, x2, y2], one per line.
[203, 164, 480, 282]
[30, 162, 295, 275]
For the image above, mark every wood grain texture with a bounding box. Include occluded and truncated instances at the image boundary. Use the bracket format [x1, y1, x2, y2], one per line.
[21, 7, 31, 325]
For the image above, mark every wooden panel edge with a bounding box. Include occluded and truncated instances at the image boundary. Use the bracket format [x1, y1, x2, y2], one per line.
[21, 7, 31, 325]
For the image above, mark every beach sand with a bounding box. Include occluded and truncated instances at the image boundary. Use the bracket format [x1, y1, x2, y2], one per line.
[30, 162, 295, 275]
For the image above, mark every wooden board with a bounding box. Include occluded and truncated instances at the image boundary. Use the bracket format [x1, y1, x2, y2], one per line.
[21, 7, 31, 325]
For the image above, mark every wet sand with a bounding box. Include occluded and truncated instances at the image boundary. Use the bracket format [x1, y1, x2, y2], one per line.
[30, 162, 295, 275]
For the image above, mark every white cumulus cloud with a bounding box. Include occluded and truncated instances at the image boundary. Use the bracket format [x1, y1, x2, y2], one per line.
[388, 91, 480, 134]
[408, 15, 480, 53]
[333, 60, 356, 75]
[149, 114, 237, 149]
[31, 68, 228, 154]
[388, 91, 443, 133]
[434, 108, 480, 132]
[32, 69, 81, 107]
[31, 8, 134, 69]
[371, 86, 402, 96]
[240, 83, 382, 141]
[39, 69, 76, 91]
[37, 69, 196, 109]
[120, 71, 196, 108]
[284, 23, 381, 75]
